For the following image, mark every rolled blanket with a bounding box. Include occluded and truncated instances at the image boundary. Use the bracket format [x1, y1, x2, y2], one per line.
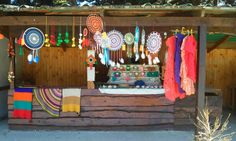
[34, 88, 62, 117]
[62, 89, 81, 114]
[13, 88, 33, 119]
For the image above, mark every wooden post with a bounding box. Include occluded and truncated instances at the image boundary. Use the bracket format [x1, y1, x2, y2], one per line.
[195, 24, 207, 140]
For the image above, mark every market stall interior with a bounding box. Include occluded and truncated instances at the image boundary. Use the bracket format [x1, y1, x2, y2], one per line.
[2, 5, 236, 131]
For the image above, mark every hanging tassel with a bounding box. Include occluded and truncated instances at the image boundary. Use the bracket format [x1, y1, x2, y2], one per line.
[19, 46, 23, 56]
[50, 25, 56, 46]
[122, 44, 126, 51]
[64, 26, 70, 44]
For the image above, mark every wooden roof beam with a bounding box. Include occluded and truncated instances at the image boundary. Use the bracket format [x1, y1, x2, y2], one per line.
[207, 35, 231, 53]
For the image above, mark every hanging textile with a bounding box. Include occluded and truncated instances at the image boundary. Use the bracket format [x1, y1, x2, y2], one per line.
[164, 36, 185, 102]
[62, 89, 81, 114]
[174, 33, 185, 94]
[34, 88, 62, 117]
[180, 36, 195, 95]
[184, 35, 197, 83]
[13, 88, 33, 119]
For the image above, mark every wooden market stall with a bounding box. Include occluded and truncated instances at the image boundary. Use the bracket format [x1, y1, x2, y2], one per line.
[1, 6, 236, 130]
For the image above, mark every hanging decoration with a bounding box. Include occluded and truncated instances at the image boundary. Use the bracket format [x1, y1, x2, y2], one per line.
[124, 32, 134, 58]
[56, 27, 63, 46]
[107, 30, 124, 51]
[146, 32, 162, 54]
[44, 16, 50, 47]
[93, 31, 102, 55]
[82, 28, 90, 48]
[140, 28, 146, 59]
[100, 32, 111, 66]
[86, 54, 97, 70]
[23, 27, 45, 64]
[64, 26, 70, 44]
[78, 17, 83, 49]
[8, 37, 15, 57]
[50, 25, 56, 46]
[76, 0, 96, 6]
[71, 16, 76, 48]
[17, 32, 25, 56]
[134, 25, 140, 61]
[86, 14, 103, 34]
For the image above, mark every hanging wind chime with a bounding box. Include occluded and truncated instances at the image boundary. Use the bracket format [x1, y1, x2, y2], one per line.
[72, 16, 76, 48]
[64, 25, 70, 44]
[44, 16, 50, 47]
[50, 25, 56, 46]
[56, 26, 63, 47]
[78, 17, 83, 49]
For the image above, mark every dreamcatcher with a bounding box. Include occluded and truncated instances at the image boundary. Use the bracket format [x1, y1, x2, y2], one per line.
[146, 31, 162, 64]
[23, 27, 45, 64]
[86, 14, 103, 34]
[124, 32, 134, 58]
[107, 30, 124, 67]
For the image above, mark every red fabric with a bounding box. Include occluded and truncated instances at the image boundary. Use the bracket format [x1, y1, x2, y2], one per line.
[184, 35, 197, 82]
[13, 110, 32, 119]
[164, 36, 185, 102]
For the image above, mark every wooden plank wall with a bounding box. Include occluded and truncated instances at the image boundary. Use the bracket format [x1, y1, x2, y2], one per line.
[206, 49, 236, 108]
[8, 90, 175, 130]
[19, 47, 87, 87]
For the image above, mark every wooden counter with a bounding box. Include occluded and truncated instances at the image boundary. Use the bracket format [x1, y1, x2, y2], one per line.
[7, 89, 222, 130]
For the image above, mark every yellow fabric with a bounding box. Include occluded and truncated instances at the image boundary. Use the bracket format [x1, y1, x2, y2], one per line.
[62, 104, 80, 113]
[62, 96, 80, 113]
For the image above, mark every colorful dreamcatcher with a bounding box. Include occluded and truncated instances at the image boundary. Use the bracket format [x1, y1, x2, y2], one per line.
[146, 32, 162, 54]
[107, 30, 124, 51]
[124, 32, 134, 58]
[107, 30, 124, 67]
[86, 14, 103, 34]
[146, 32, 162, 64]
[23, 27, 45, 64]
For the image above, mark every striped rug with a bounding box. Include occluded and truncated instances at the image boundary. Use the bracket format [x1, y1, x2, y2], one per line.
[13, 88, 33, 119]
[34, 88, 62, 117]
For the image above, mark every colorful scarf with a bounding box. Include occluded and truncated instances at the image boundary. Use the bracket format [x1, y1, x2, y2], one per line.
[34, 88, 62, 117]
[13, 88, 33, 119]
[62, 89, 81, 114]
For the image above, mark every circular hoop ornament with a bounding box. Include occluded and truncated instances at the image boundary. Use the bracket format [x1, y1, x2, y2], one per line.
[93, 31, 102, 46]
[107, 30, 124, 51]
[23, 27, 45, 50]
[124, 32, 134, 45]
[146, 32, 162, 54]
[86, 14, 103, 34]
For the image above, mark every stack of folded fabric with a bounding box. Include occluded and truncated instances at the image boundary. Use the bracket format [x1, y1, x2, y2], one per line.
[62, 89, 81, 114]
[13, 88, 33, 119]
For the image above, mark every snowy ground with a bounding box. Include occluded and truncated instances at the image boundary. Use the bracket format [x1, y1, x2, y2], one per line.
[1, 111, 236, 141]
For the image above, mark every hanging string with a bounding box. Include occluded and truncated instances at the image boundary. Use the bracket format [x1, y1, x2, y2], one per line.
[72, 16, 76, 48]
